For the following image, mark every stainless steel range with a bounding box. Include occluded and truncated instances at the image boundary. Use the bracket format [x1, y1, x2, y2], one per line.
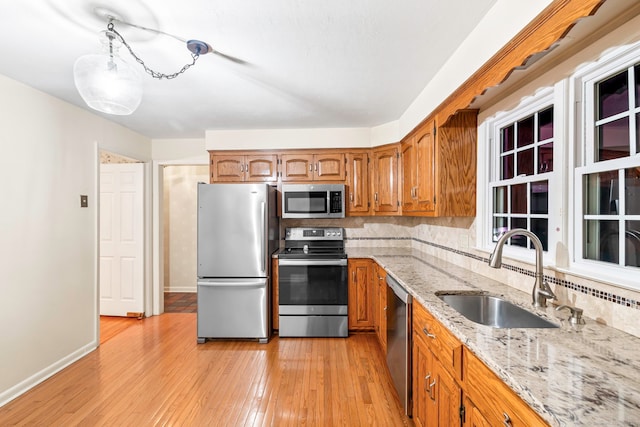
[278, 227, 348, 337]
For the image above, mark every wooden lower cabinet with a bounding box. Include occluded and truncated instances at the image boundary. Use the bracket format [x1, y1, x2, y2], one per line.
[348, 258, 374, 331]
[373, 263, 387, 352]
[413, 302, 462, 427]
[412, 300, 548, 427]
[463, 348, 548, 427]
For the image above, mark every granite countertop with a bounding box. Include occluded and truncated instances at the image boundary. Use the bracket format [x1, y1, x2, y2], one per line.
[346, 247, 640, 427]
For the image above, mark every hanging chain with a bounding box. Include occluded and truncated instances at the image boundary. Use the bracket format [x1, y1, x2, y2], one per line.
[107, 22, 200, 80]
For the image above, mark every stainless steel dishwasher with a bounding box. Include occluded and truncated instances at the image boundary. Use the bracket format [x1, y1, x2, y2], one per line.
[386, 274, 412, 416]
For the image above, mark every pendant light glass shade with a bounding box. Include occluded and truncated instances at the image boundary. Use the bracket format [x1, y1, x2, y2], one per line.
[73, 31, 142, 115]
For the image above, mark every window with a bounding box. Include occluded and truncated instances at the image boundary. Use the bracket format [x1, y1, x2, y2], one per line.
[486, 89, 557, 255]
[576, 52, 640, 274]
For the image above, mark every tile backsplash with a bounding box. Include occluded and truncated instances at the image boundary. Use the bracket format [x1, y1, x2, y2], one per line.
[286, 216, 640, 338]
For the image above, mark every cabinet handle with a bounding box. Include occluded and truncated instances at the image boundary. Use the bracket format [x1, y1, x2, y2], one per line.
[424, 373, 431, 392]
[422, 327, 436, 339]
[428, 378, 436, 401]
[315, 163, 318, 172]
[240, 164, 245, 172]
[309, 164, 313, 172]
[245, 164, 249, 173]
[350, 193, 354, 202]
[374, 192, 378, 203]
[352, 271, 356, 282]
[503, 413, 513, 427]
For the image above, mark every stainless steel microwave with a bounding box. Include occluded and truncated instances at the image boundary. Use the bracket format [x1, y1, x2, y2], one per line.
[281, 184, 345, 219]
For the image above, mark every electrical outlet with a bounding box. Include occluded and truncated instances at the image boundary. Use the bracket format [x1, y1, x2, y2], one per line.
[80, 195, 88, 208]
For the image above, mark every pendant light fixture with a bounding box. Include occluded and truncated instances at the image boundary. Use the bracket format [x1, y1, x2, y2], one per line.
[73, 20, 212, 116]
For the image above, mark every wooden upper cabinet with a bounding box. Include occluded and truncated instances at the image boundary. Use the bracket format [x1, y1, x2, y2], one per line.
[346, 152, 370, 215]
[402, 119, 436, 214]
[210, 153, 278, 183]
[436, 111, 477, 217]
[281, 152, 345, 182]
[371, 144, 400, 215]
[400, 110, 477, 217]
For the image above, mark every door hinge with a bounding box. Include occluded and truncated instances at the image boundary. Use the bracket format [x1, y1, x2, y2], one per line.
[459, 404, 466, 423]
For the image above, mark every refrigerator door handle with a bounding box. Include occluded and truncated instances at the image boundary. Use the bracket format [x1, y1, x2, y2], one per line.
[198, 279, 267, 288]
[261, 201, 266, 274]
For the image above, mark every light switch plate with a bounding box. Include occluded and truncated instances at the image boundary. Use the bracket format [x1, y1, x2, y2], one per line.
[80, 195, 88, 208]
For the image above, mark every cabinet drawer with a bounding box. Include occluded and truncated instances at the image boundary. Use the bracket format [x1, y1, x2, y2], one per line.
[413, 301, 462, 380]
[464, 348, 548, 427]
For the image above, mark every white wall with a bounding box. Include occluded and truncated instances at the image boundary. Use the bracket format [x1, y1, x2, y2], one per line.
[0, 75, 151, 405]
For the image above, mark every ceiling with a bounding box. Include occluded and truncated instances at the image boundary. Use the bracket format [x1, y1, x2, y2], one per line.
[0, 0, 498, 139]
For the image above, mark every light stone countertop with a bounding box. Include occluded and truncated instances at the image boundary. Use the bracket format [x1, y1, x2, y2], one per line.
[346, 247, 640, 427]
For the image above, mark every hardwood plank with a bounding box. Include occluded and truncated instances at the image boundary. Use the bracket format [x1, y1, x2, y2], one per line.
[0, 314, 411, 426]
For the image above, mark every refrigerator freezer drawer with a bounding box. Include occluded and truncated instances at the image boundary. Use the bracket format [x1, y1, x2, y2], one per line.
[197, 278, 269, 342]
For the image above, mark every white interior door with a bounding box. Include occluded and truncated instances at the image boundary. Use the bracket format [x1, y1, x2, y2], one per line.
[100, 163, 144, 316]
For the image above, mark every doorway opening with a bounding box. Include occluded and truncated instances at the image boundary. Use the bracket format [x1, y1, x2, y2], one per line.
[162, 164, 209, 313]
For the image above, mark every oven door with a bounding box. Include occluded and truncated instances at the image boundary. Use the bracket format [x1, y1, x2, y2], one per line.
[278, 258, 348, 314]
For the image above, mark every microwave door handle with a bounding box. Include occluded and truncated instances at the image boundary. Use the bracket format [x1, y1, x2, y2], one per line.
[261, 201, 266, 274]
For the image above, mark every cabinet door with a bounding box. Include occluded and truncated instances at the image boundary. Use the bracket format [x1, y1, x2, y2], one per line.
[346, 153, 370, 215]
[374, 263, 387, 351]
[347, 259, 373, 330]
[210, 154, 245, 182]
[415, 120, 436, 212]
[315, 153, 345, 181]
[434, 362, 461, 427]
[281, 154, 314, 181]
[372, 145, 400, 214]
[400, 140, 416, 212]
[245, 155, 278, 182]
[464, 396, 492, 427]
[412, 336, 434, 427]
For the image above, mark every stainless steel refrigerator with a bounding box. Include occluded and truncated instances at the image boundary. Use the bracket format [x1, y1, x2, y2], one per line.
[196, 183, 279, 344]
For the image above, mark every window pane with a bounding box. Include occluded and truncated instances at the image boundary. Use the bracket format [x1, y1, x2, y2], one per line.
[597, 117, 630, 161]
[502, 154, 514, 180]
[492, 217, 508, 242]
[626, 167, 640, 215]
[597, 70, 628, 120]
[517, 148, 534, 176]
[511, 218, 528, 247]
[584, 171, 619, 215]
[626, 221, 640, 267]
[538, 107, 554, 140]
[511, 184, 527, 214]
[517, 116, 534, 147]
[584, 220, 619, 264]
[633, 64, 640, 107]
[636, 112, 640, 154]
[531, 181, 548, 214]
[501, 125, 514, 152]
[531, 218, 548, 251]
[493, 186, 507, 214]
[538, 142, 553, 173]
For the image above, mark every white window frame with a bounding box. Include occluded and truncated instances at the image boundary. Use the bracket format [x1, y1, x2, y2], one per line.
[569, 41, 640, 290]
[477, 83, 566, 267]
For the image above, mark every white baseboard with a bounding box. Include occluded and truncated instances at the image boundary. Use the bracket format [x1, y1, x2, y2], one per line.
[0, 340, 98, 408]
[164, 286, 196, 293]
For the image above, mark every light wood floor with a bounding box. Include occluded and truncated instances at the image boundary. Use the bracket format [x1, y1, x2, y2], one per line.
[0, 314, 412, 426]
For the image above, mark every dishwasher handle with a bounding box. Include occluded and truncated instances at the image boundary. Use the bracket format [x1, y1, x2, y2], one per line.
[386, 275, 412, 304]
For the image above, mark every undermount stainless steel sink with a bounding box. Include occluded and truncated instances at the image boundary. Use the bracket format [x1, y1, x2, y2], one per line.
[436, 292, 559, 329]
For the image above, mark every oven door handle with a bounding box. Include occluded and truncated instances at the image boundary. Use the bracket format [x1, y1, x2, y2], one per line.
[278, 259, 348, 267]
